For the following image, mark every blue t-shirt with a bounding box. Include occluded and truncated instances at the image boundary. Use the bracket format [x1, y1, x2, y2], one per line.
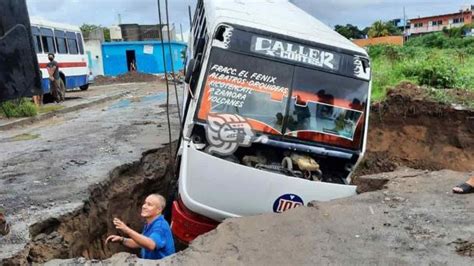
[141, 215, 175, 260]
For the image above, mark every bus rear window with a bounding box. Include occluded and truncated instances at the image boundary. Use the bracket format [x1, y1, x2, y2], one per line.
[76, 33, 84, 54]
[66, 32, 78, 54]
[31, 26, 42, 53]
[54, 30, 68, 54]
[40, 27, 55, 54]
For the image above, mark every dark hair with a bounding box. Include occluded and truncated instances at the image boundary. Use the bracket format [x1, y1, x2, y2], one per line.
[48, 53, 55, 57]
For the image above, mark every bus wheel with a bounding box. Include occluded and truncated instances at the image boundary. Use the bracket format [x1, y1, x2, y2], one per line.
[80, 84, 89, 91]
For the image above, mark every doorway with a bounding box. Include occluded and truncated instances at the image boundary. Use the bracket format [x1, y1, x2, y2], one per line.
[126, 50, 136, 72]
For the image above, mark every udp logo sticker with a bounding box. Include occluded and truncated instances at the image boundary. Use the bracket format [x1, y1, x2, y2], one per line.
[273, 194, 304, 213]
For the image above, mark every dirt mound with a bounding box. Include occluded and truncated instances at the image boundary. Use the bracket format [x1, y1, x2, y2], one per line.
[356, 82, 474, 176]
[93, 72, 162, 86]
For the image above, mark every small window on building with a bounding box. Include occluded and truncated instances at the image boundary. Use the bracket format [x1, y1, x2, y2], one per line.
[76, 33, 84, 54]
[40, 27, 56, 54]
[66, 31, 78, 54]
[31, 26, 42, 54]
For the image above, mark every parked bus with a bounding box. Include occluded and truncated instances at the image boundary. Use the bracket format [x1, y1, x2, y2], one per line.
[172, 0, 372, 244]
[30, 17, 90, 94]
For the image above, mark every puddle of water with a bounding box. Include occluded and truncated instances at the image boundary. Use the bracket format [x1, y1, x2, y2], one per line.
[108, 99, 131, 110]
[141, 93, 166, 103]
[108, 93, 165, 110]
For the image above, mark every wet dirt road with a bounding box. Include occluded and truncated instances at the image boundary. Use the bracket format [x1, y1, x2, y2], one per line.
[0, 82, 181, 261]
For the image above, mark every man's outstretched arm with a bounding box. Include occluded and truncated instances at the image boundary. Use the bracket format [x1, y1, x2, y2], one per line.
[113, 218, 157, 251]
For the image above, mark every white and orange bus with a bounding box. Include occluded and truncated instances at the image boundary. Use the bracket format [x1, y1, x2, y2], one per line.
[30, 17, 90, 93]
[172, 0, 372, 244]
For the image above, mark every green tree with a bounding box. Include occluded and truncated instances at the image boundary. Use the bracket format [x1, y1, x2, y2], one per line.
[367, 20, 401, 38]
[334, 24, 365, 39]
[80, 24, 100, 39]
[368, 21, 390, 38]
[103, 28, 111, 42]
[362, 27, 370, 37]
[80, 24, 111, 42]
[385, 21, 402, 35]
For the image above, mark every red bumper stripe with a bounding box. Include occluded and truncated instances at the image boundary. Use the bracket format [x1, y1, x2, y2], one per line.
[39, 62, 87, 68]
[171, 201, 218, 244]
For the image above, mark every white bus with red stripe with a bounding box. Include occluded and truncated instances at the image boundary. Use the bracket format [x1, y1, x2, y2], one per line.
[30, 17, 90, 93]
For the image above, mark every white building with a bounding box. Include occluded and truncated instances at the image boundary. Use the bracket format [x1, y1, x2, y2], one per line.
[84, 39, 104, 76]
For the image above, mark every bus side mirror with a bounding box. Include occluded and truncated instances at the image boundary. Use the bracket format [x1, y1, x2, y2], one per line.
[184, 58, 196, 84]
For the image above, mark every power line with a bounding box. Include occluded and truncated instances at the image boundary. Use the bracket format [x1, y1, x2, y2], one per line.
[157, 0, 173, 166]
[165, 0, 182, 126]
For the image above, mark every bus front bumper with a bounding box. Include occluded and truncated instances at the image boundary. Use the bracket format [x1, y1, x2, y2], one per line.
[171, 199, 219, 244]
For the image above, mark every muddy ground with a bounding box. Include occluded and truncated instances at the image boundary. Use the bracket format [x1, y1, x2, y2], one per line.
[93, 72, 165, 86]
[0, 82, 181, 264]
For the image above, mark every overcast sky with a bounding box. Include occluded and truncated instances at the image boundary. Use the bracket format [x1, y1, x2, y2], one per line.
[27, 0, 472, 33]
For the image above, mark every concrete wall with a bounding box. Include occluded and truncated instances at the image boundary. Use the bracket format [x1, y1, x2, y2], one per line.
[84, 39, 104, 76]
[102, 41, 186, 76]
[353, 36, 404, 47]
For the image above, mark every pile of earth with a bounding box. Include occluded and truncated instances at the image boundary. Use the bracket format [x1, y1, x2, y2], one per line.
[93, 72, 163, 86]
[355, 82, 474, 177]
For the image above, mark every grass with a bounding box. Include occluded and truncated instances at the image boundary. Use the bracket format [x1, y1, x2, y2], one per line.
[11, 133, 40, 142]
[0, 100, 66, 119]
[0, 99, 38, 118]
[38, 105, 64, 114]
[370, 44, 474, 105]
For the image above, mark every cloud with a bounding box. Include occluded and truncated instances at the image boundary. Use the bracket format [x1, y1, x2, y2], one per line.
[26, 0, 468, 31]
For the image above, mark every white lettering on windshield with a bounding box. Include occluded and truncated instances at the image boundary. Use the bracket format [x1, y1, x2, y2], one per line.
[252, 36, 337, 70]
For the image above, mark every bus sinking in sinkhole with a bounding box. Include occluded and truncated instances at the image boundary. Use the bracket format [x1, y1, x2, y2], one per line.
[171, 0, 372, 244]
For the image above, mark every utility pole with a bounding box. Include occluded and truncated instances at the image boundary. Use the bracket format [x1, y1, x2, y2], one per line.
[403, 6, 407, 42]
[188, 5, 192, 28]
[180, 23, 184, 42]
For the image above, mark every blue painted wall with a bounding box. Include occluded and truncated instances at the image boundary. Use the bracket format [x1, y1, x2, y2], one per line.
[102, 41, 187, 76]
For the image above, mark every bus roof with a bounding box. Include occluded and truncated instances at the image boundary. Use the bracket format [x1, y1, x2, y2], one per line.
[203, 0, 367, 56]
[30, 17, 81, 32]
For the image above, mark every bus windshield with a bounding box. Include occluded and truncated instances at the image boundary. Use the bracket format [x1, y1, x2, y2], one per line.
[196, 47, 369, 149]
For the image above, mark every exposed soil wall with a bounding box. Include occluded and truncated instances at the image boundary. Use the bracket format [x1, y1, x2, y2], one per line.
[2, 146, 173, 265]
[356, 83, 474, 177]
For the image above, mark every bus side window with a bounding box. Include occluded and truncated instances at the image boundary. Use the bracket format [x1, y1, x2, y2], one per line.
[40, 27, 56, 54]
[66, 31, 78, 54]
[54, 30, 68, 54]
[31, 26, 42, 54]
[76, 33, 84, 54]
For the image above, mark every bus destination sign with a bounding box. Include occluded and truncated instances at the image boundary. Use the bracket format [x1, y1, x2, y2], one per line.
[250, 36, 340, 71]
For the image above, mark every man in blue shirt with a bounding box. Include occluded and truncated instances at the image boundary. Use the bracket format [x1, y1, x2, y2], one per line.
[106, 194, 175, 259]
